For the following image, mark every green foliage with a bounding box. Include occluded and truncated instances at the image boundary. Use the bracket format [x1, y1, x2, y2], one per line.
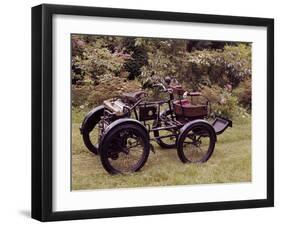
[71, 35, 252, 117]
[72, 77, 141, 109]
[72, 35, 131, 84]
[233, 78, 252, 111]
[123, 38, 148, 80]
[201, 85, 249, 119]
[211, 91, 239, 118]
[140, 41, 251, 90]
[186, 44, 251, 87]
[139, 39, 190, 89]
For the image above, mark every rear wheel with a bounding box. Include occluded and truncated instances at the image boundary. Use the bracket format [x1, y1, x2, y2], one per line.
[100, 123, 150, 174]
[82, 106, 104, 155]
[177, 122, 216, 163]
[153, 109, 177, 149]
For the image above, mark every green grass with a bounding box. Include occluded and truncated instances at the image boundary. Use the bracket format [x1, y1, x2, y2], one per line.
[72, 111, 251, 190]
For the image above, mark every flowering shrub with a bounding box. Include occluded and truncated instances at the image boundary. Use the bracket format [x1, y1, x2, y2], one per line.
[233, 78, 252, 111]
[186, 44, 251, 88]
[72, 77, 141, 108]
[72, 35, 131, 84]
[71, 35, 252, 117]
[201, 85, 245, 119]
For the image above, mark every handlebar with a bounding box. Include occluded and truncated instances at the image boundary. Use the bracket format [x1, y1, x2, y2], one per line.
[152, 82, 204, 97]
[152, 83, 172, 93]
[183, 91, 202, 97]
[152, 83, 166, 90]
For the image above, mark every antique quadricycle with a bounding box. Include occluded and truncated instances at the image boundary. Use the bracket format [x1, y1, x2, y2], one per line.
[80, 77, 232, 174]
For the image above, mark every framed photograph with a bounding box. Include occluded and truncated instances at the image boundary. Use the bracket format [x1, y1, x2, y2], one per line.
[32, 4, 274, 221]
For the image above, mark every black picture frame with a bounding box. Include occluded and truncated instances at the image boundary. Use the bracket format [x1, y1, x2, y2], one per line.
[32, 4, 274, 222]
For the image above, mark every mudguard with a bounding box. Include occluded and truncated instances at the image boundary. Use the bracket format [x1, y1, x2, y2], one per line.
[99, 118, 149, 149]
[80, 105, 104, 134]
[212, 116, 232, 135]
[178, 119, 217, 142]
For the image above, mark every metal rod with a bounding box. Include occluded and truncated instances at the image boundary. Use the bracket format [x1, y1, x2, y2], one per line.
[150, 134, 178, 141]
[153, 134, 177, 139]
[151, 125, 177, 131]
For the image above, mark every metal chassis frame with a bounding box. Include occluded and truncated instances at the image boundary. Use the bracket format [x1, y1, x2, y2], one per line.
[101, 92, 185, 144]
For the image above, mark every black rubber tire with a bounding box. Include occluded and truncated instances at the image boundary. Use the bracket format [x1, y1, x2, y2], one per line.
[100, 123, 150, 174]
[82, 106, 104, 155]
[153, 109, 177, 149]
[177, 121, 216, 163]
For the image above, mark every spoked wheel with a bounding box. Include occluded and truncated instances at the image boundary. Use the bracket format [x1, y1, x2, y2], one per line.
[81, 105, 104, 155]
[177, 122, 216, 163]
[100, 122, 150, 174]
[153, 109, 177, 149]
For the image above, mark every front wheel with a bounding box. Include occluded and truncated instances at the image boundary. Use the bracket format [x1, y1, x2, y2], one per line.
[100, 122, 150, 174]
[177, 121, 216, 163]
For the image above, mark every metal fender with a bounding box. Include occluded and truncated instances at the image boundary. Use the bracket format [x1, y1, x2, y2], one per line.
[80, 105, 104, 134]
[178, 119, 217, 142]
[99, 118, 149, 145]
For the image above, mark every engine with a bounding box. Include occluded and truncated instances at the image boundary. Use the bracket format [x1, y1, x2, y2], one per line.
[103, 98, 128, 116]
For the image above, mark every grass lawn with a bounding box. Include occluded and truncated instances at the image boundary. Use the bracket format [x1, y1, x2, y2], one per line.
[72, 110, 251, 190]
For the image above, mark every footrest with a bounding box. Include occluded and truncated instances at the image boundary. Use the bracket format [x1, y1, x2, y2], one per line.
[212, 117, 232, 135]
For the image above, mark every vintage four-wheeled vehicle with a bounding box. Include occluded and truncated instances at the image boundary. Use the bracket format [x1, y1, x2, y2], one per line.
[80, 77, 232, 174]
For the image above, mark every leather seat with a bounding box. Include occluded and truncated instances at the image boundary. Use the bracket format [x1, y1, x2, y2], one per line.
[121, 91, 145, 104]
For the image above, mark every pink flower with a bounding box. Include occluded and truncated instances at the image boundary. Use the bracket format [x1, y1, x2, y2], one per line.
[219, 98, 226, 104]
[225, 84, 232, 92]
